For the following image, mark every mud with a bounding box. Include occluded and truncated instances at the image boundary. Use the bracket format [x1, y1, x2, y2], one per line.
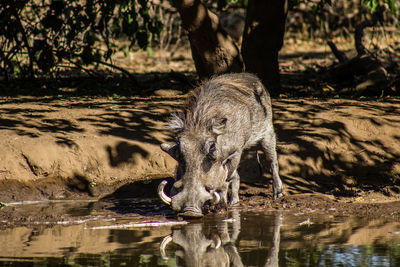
[1, 179, 400, 230]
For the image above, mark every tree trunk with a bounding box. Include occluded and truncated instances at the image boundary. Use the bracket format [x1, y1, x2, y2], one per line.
[173, 0, 244, 80]
[242, 0, 288, 96]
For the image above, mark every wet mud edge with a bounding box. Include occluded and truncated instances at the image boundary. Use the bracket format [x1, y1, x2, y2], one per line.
[1, 177, 400, 227]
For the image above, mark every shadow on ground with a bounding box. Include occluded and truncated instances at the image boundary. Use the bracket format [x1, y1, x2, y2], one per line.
[240, 98, 400, 198]
[0, 71, 399, 202]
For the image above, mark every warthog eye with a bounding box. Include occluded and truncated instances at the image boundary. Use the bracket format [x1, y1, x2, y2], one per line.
[207, 143, 217, 160]
[209, 143, 216, 153]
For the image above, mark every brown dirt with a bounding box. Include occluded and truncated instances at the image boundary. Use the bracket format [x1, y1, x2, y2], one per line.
[1, 39, 400, 222]
[1, 94, 400, 218]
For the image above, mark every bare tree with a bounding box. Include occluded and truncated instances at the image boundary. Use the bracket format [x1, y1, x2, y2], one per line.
[173, 0, 288, 96]
[242, 0, 288, 96]
[173, 0, 244, 80]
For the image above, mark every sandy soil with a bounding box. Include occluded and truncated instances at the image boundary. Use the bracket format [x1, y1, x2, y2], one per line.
[1, 41, 400, 221]
[1, 94, 400, 213]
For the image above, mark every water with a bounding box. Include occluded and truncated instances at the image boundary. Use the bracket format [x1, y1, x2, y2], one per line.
[1, 199, 400, 266]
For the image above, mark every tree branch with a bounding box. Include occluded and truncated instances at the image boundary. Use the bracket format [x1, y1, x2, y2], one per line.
[95, 60, 141, 88]
[173, 0, 244, 79]
[355, 4, 387, 56]
[10, 2, 35, 79]
[327, 41, 348, 63]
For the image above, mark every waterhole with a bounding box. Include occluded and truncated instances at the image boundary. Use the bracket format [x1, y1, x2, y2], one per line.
[1, 199, 400, 266]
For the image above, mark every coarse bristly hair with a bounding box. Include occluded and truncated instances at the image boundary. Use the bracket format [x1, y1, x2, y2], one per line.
[167, 73, 267, 134]
[168, 112, 185, 133]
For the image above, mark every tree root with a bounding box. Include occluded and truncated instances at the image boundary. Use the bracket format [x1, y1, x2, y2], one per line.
[326, 5, 392, 96]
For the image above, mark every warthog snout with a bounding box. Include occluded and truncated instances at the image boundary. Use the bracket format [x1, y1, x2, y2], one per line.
[158, 180, 220, 217]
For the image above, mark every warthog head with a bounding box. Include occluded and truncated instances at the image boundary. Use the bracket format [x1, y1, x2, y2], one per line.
[160, 209, 243, 266]
[160, 224, 227, 266]
[159, 116, 237, 217]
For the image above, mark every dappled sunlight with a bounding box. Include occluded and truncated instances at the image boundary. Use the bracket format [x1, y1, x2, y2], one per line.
[0, 96, 182, 201]
[274, 98, 400, 196]
[0, 95, 399, 201]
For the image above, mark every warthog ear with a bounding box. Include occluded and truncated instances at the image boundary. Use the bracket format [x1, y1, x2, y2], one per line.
[211, 117, 227, 135]
[161, 143, 179, 160]
[168, 112, 184, 133]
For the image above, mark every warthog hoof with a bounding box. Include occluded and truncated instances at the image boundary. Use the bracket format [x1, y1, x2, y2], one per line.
[179, 211, 204, 218]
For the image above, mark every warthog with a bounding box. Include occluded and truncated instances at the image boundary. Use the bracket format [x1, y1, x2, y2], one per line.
[159, 210, 283, 266]
[160, 210, 243, 266]
[159, 73, 283, 217]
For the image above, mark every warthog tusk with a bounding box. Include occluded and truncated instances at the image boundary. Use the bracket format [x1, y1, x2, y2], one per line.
[210, 191, 220, 205]
[158, 180, 172, 205]
[215, 237, 221, 249]
[160, 235, 172, 260]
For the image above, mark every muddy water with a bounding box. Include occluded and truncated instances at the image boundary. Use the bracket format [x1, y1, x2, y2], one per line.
[1, 199, 400, 266]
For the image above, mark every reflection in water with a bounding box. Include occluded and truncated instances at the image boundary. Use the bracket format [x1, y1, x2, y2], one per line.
[1, 200, 400, 266]
[160, 209, 283, 267]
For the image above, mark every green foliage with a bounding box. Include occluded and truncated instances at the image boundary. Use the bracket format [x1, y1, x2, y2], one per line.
[288, 0, 305, 9]
[364, 0, 398, 14]
[288, 0, 397, 14]
[215, 0, 396, 15]
[0, 0, 164, 79]
[311, 0, 332, 13]
[212, 0, 243, 11]
[1, 0, 397, 80]
[287, 0, 332, 11]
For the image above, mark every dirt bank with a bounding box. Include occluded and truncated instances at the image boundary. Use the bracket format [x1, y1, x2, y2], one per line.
[0, 95, 180, 201]
[1, 94, 400, 207]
